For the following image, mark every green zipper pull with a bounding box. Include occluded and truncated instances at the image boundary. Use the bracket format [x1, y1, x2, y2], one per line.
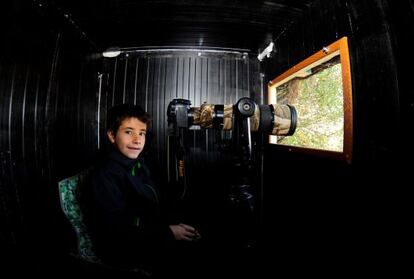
[131, 160, 141, 176]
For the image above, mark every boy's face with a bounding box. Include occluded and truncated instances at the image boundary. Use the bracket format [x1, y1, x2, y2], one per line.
[107, 117, 147, 159]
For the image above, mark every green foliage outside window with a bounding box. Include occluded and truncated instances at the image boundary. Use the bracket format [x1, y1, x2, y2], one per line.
[277, 62, 343, 151]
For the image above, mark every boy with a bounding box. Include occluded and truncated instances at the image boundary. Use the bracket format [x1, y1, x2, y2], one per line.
[82, 104, 199, 272]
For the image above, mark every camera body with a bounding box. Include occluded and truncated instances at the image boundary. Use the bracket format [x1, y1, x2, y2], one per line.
[167, 98, 192, 128]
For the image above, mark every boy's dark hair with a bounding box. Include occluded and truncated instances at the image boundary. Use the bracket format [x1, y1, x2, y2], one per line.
[106, 103, 150, 135]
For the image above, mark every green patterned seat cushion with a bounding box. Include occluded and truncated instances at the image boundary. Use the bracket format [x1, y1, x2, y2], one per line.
[58, 169, 101, 263]
[58, 169, 153, 276]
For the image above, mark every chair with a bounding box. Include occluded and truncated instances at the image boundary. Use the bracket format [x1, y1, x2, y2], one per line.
[58, 168, 101, 264]
[58, 168, 152, 277]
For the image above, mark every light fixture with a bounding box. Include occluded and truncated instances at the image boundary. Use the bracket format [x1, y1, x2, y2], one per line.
[102, 47, 121, 58]
[257, 42, 274, 61]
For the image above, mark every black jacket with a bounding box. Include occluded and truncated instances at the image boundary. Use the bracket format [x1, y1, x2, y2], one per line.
[82, 149, 174, 268]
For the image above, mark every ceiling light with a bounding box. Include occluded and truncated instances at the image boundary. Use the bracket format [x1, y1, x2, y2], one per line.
[257, 42, 274, 61]
[102, 47, 121, 58]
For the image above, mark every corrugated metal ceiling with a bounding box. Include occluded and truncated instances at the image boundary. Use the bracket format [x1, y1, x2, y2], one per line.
[50, 0, 316, 52]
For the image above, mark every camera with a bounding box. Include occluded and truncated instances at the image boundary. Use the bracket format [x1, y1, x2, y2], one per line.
[167, 97, 297, 136]
[166, 97, 297, 238]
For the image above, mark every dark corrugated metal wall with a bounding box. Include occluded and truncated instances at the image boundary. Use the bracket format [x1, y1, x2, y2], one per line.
[99, 50, 262, 246]
[0, 2, 100, 267]
[0, 35, 262, 266]
[101, 50, 260, 185]
[0, 40, 100, 259]
[0, 41, 55, 257]
[260, 0, 412, 269]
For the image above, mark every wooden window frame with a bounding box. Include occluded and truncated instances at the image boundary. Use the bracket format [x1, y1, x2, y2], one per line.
[268, 37, 353, 163]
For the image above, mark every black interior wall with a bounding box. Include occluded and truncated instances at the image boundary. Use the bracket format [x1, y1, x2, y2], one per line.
[101, 50, 262, 252]
[1, 1, 264, 273]
[0, 1, 99, 272]
[101, 50, 259, 174]
[260, 0, 411, 272]
[388, 0, 414, 157]
[1, 0, 412, 275]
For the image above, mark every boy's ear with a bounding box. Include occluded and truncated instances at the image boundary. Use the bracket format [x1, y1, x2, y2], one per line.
[107, 130, 116, 143]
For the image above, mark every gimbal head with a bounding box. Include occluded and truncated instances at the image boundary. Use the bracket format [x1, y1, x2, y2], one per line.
[235, 97, 256, 117]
